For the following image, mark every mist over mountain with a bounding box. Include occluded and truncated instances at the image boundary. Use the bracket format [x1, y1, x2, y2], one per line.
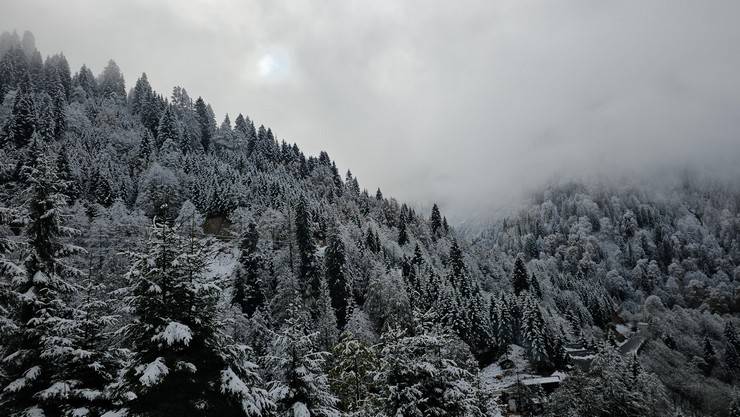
[3, 0, 740, 220]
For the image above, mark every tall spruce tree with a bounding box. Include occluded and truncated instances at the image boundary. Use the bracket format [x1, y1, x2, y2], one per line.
[372, 318, 484, 417]
[156, 105, 180, 151]
[269, 298, 340, 417]
[195, 97, 214, 153]
[512, 256, 530, 296]
[116, 222, 272, 416]
[325, 231, 350, 328]
[295, 198, 320, 299]
[232, 223, 265, 317]
[329, 332, 377, 414]
[430, 203, 442, 239]
[397, 214, 408, 246]
[0, 151, 87, 416]
[2, 73, 35, 147]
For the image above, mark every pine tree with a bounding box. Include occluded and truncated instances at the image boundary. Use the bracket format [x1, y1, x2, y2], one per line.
[397, 214, 408, 246]
[62, 277, 120, 416]
[430, 203, 442, 239]
[295, 198, 320, 299]
[98, 59, 126, 99]
[269, 298, 341, 417]
[365, 227, 379, 254]
[496, 296, 514, 351]
[156, 105, 180, 151]
[136, 130, 153, 173]
[232, 223, 265, 317]
[195, 97, 214, 153]
[329, 332, 377, 414]
[724, 341, 739, 377]
[116, 222, 272, 416]
[325, 231, 350, 328]
[2, 73, 35, 147]
[726, 322, 738, 349]
[512, 256, 530, 296]
[73, 64, 97, 97]
[372, 319, 484, 417]
[521, 294, 549, 367]
[315, 278, 339, 351]
[0, 152, 87, 416]
[530, 272, 542, 298]
[130, 72, 154, 115]
[703, 336, 716, 376]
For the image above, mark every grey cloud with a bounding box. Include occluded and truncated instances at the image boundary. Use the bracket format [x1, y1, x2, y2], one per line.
[3, 0, 739, 221]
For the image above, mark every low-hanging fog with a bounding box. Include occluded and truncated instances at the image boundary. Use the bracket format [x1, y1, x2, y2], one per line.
[3, 0, 740, 221]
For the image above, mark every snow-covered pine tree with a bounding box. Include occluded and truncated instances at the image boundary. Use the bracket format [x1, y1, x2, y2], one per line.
[496, 295, 514, 354]
[315, 277, 339, 351]
[430, 203, 442, 240]
[269, 298, 340, 417]
[372, 316, 484, 417]
[397, 214, 408, 246]
[295, 198, 320, 299]
[195, 97, 214, 153]
[2, 72, 36, 148]
[446, 240, 495, 360]
[232, 222, 266, 317]
[511, 256, 529, 296]
[115, 221, 272, 417]
[329, 331, 377, 414]
[325, 230, 349, 328]
[530, 272, 542, 298]
[155, 105, 180, 151]
[0, 151, 88, 416]
[521, 294, 549, 368]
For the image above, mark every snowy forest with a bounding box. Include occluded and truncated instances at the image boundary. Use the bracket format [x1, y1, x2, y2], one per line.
[1, 29, 740, 417]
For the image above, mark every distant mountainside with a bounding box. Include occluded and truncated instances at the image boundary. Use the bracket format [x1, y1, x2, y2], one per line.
[469, 179, 740, 416]
[0, 29, 738, 417]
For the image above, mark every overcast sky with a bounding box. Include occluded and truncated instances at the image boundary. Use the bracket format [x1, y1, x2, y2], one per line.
[3, 0, 740, 220]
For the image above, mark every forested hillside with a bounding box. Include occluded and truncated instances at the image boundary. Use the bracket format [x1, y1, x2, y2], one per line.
[1, 29, 739, 417]
[469, 179, 740, 416]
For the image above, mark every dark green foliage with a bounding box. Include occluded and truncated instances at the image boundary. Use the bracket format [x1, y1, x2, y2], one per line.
[270, 299, 340, 417]
[430, 203, 442, 239]
[512, 256, 530, 296]
[2, 73, 35, 147]
[397, 214, 408, 246]
[195, 97, 214, 153]
[232, 223, 265, 317]
[325, 231, 350, 328]
[530, 272, 542, 298]
[118, 222, 272, 417]
[295, 198, 320, 298]
[330, 332, 377, 413]
[0, 152, 88, 416]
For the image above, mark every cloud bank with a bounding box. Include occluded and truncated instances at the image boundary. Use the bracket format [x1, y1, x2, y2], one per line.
[3, 0, 740, 220]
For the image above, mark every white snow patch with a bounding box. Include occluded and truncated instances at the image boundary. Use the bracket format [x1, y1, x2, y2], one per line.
[3, 366, 41, 393]
[615, 324, 631, 336]
[71, 407, 90, 417]
[292, 402, 310, 417]
[25, 407, 45, 417]
[38, 381, 71, 400]
[137, 357, 168, 387]
[152, 322, 192, 346]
